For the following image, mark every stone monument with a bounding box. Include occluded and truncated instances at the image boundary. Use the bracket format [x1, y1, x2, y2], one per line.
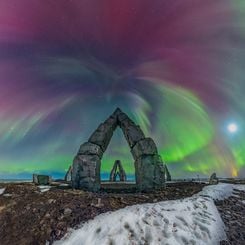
[209, 172, 219, 185]
[109, 160, 127, 182]
[72, 108, 165, 191]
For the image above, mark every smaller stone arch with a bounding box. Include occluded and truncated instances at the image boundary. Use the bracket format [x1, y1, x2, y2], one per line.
[109, 160, 127, 182]
[72, 108, 165, 191]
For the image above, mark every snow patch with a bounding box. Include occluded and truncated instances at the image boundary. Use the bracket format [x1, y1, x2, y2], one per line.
[54, 184, 245, 245]
[59, 183, 69, 187]
[0, 188, 5, 195]
[38, 185, 52, 192]
[198, 183, 244, 200]
[3, 193, 12, 197]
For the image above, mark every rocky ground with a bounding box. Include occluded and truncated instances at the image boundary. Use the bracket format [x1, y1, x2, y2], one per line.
[0, 182, 204, 245]
[217, 188, 245, 245]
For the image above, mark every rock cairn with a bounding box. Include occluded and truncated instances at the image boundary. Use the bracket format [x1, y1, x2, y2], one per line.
[72, 108, 165, 191]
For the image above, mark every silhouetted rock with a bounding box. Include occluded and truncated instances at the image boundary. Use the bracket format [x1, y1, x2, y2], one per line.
[209, 172, 219, 185]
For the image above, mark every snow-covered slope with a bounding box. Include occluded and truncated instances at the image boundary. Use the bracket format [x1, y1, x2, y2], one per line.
[54, 184, 245, 245]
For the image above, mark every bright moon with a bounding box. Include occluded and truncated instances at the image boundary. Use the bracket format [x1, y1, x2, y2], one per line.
[227, 123, 238, 133]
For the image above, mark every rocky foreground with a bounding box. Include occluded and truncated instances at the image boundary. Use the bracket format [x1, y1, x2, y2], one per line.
[217, 188, 245, 245]
[0, 182, 204, 245]
[0, 182, 245, 245]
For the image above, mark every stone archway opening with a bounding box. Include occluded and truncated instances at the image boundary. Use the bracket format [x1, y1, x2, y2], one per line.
[72, 108, 165, 192]
[100, 127, 136, 188]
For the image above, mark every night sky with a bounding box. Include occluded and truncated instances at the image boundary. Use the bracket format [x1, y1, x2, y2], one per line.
[0, 0, 245, 179]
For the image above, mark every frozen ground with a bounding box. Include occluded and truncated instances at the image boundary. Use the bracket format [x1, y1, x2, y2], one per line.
[54, 184, 245, 245]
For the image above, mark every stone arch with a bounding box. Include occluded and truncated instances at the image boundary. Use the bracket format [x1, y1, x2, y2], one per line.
[72, 108, 165, 191]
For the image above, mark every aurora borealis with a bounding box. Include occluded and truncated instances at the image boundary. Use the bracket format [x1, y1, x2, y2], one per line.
[0, 0, 245, 179]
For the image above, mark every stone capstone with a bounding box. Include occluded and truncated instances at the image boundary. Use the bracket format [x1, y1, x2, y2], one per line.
[119, 117, 135, 129]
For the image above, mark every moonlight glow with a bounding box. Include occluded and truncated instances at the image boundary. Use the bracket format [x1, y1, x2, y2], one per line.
[227, 123, 238, 133]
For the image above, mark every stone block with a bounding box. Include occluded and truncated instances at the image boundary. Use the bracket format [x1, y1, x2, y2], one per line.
[72, 154, 101, 190]
[78, 142, 103, 158]
[112, 107, 122, 116]
[122, 125, 145, 148]
[33, 174, 52, 185]
[33, 174, 38, 184]
[135, 154, 165, 191]
[117, 112, 129, 123]
[119, 118, 135, 129]
[88, 123, 114, 151]
[131, 138, 157, 160]
[154, 163, 165, 187]
[104, 116, 117, 130]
